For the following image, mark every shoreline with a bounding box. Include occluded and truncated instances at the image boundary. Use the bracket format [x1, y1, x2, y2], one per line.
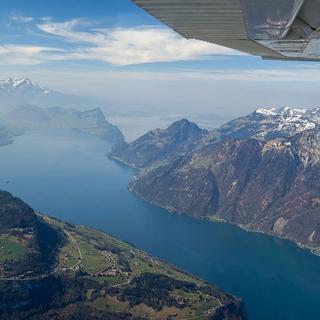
[107, 155, 141, 172]
[125, 175, 320, 258]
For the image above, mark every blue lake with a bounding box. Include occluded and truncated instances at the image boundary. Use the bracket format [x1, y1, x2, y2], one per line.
[0, 130, 319, 320]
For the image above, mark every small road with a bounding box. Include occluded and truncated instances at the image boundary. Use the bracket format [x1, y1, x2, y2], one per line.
[183, 298, 223, 320]
[110, 277, 131, 288]
[103, 251, 132, 288]
[66, 231, 83, 270]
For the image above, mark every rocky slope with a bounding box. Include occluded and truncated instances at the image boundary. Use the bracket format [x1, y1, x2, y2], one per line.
[130, 127, 320, 248]
[0, 191, 244, 320]
[213, 107, 320, 141]
[110, 119, 208, 169]
[1, 105, 124, 145]
[0, 191, 65, 278]
[110, 107, 320, 168]
[112, 107, 320, 250]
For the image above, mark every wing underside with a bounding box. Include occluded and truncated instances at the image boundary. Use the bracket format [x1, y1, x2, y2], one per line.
[132, 0, 320, 61]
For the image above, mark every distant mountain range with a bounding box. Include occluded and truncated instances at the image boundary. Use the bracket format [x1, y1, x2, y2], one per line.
[0, 191, 243, 320]
[0, 78, 104, 111]
[0, 78, 50, 95]
[110, 107, 320, 252]
[0, 78, 124, 146]
[1, 105, 124, 145]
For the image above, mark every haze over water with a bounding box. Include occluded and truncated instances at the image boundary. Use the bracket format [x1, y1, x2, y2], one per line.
[1, 130, 320, 320]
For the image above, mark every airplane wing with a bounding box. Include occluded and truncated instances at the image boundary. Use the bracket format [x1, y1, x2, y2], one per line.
[132, 0, 320, 61]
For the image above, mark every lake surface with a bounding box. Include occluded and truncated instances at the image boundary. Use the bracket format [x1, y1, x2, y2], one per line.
[1, 130, 320, 320]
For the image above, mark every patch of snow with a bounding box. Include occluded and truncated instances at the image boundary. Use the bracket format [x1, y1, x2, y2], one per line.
[248, 107, 320, 139]
[256, 108, 277, 116]
[0, 78, 50, 95]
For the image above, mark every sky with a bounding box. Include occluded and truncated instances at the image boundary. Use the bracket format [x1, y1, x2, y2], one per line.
[1, 0, 320, 130]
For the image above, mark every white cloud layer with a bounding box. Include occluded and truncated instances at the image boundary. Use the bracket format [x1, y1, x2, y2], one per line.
[0, 18, 241, 66]
[37, 19, 240, 65]
[2, 17, 318, 85]
[0, 44, 63, 65]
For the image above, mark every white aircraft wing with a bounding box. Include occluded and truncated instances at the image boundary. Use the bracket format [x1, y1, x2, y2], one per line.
[132, 0, 320, 61]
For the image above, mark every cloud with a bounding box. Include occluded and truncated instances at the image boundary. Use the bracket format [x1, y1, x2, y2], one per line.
[10, 15, 34, 23]
[4, 17, 320, 80]
[36, 19, 241, 65]
[78, 68, 320, 82]
[0, 45, 64, 65]
[1, 43, 320, 83]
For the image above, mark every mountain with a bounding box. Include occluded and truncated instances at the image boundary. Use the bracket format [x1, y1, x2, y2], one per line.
[1, 105, 124, 145]
[0, 78, 105, 112]
[130, 128, 320, 249]
[0, 191, 65, 278]
[0, 191, 244, 320]
[213, 107, 320, 141]
[0, 78, 50, 96]
[110, 107, 320, 169]
[110, 119, 208, 169]
[111, 108, 320, 251]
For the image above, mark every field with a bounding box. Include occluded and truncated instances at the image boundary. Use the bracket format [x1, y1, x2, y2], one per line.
[42, 215, 225, 319]
[0, 235, 27, 263]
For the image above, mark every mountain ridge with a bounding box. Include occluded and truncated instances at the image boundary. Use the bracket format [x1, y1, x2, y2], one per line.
[0, 104, 124, 146]
[110, 118, 208, 169]
[0, 78, 51, 95]
[0, 78, 106, 111]
[214, 107, 320, 141]
[111, 107, 320, 252]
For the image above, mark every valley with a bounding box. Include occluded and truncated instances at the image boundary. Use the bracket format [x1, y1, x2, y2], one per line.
[1, 130, 320, 320]
[1, 0, 319, 317]
[1, 87, 320, 319]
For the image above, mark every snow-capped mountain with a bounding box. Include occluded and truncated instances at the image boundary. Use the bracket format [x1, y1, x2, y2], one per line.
[216, 107, 320, 141]
[0, 78, 53, 99]
[0, 78, 51, 95]
[0, 78, 105, 112]
[112, 113, 320, 249]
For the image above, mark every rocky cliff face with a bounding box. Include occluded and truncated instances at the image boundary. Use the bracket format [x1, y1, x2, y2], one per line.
[112, 108, 320, 250]
[110, 119, 208, 169]
[110, 107, 320, 167]
[130, 127, 320, 248]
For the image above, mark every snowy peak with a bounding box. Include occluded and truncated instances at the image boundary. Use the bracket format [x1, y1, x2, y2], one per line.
[218, 107, 320, 141]
[255, 107, 309, 118]
[255, 108, 278, 116]
[0, 78, 51, 95]
[255, 107, 318, 130]
[10, 78, 37, 88]
[253, 107, 319, 129]
[0, 77, 106, 112]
